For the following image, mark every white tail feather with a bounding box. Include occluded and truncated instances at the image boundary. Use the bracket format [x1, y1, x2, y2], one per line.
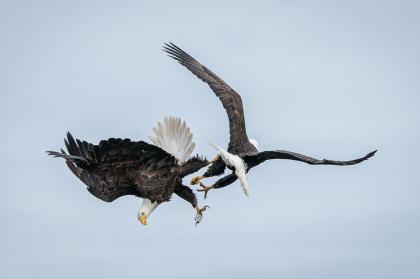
[235, 165, 250, 197]
[150, 117, 196, 165]
[208, 141, 250, 197]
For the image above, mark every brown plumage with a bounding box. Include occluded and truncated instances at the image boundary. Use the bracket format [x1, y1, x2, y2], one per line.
[48, 131, 209, 222]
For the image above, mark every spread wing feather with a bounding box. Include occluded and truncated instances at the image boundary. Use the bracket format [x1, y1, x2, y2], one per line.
[63, 149, 138, 202]
[163, 43, 250, 154]
[244, 150, 377, 167]
[48, 132, 177, 202]
[62, 132, 175, 171]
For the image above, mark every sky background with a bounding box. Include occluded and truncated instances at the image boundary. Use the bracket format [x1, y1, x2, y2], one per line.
[1, 1, 419, 278]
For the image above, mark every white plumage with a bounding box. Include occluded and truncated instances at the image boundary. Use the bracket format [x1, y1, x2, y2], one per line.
[249, 138, 260, 151]
[149, 116, 196, 165]
[208, 141, 250, 197]
[138, 198, 159, 220]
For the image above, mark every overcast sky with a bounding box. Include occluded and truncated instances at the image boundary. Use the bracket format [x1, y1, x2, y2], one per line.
[1, 1, 419, 278]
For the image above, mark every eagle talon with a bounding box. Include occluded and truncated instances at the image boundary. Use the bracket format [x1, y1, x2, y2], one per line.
[194, 205, 210, 225]
[197, 183, 214, 199]
[190, 175, 203, 185]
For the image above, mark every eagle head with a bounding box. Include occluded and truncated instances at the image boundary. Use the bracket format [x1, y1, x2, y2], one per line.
[137, 199, 159, 225]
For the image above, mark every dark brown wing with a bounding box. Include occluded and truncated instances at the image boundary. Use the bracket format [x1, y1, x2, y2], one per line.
[244, 150, 377, 168]
[63, 132, 176, 173]
[163, 43, 250, 154]
[49, 132, 177, 202]
[63, 150, 138, 202]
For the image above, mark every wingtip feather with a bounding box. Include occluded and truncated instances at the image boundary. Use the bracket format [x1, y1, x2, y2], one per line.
[366, 150, 378, 159]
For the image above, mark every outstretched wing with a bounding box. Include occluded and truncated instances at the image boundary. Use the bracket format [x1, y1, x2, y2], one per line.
[244, 150, 377, 168]
[49, 132, 177, 202]
[163, 43, 250, 154]
[62, 132, 176, 172]
[63, 149, 138, 202]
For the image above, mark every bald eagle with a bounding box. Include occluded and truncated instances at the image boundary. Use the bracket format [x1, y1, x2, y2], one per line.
[163, 43, 377, 198]
[48, 117, 209, 225]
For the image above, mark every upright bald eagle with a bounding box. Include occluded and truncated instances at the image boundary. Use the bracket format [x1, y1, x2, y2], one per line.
[163, 43, 376, 198]
[48, 117, 209, 225]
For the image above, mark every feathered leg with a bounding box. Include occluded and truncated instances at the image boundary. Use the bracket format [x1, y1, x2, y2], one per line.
[202, 142, 250, 197]
[197, 173, 239, 199]
[191, 157, 226, 185]
[174, 184, 209, 225]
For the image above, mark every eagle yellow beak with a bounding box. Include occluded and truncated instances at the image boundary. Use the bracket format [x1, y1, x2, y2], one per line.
[139, 213, 147, 225]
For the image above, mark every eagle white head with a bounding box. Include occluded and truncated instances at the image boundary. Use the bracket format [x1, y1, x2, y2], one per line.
[249, 138, 260, 151]
[137, 199, 159, 225]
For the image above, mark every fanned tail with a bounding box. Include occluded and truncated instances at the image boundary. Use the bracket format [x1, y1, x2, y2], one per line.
[149, 116, 196, 165]
[236, 168, 249, 197]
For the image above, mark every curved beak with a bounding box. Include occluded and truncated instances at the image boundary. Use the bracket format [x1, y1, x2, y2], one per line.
[139, 213, 147, 225]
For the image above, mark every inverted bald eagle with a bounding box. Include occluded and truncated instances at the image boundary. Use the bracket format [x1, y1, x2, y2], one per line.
[48, 117, 209, 225]
[163, 43, 377, 198]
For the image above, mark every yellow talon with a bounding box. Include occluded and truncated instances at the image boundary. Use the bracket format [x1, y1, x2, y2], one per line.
[190, 175, 203, 185]
[194, 205, 210, 225]
[196, 205, 209, 215]
[197, 183, 214, 199]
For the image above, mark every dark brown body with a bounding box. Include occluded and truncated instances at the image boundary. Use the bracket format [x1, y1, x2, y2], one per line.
[49, 132, 208, 207]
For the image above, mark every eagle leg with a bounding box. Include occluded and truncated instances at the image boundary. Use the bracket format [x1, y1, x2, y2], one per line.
[194, 205, 210, 226]
[197, 182, 214, 199]
[190, 155, 220, 185]
[190, 175, 203, 185]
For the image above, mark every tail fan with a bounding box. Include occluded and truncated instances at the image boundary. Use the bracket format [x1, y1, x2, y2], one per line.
[149, 116, 196, 165]
[235, 164, 250, 197]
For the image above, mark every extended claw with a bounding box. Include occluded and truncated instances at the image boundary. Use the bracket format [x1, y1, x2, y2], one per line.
[190, 175, 203, 185]
[197, 182, 214, 199]
[194, 205, 210, 226]
[196, 205, 209, 215]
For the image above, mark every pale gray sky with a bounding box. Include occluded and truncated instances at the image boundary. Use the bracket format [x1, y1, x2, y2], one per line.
[1, 1, 419, 278]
